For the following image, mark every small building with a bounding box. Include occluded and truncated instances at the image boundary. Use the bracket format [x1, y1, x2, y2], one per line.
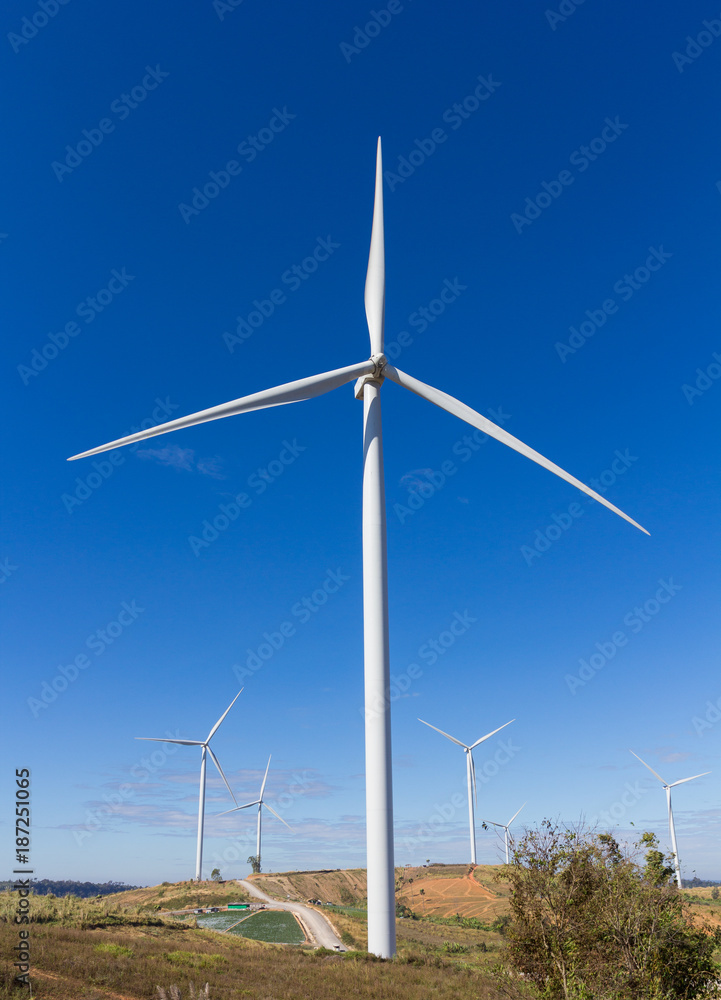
[228, 903, 250, 910]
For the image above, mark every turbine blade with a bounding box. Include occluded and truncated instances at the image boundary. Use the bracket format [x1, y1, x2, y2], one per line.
[507, 803, 526, 827]
[629, 750, 667, 786]
[469, 719, 515, 750]
[258, 755, 272, 801]
[418, 718, 467, 749]
[469, 750, 478, 806]
[207, 746, 238, 807]
[206, 688, 243, 743]
[483, 819, 504, 829]
[134, 737, 203, 746]
[669, 771, 711, 787]
[216, 800, 257, 817]
[68, 361, 375, 461]
[364, 137, 385, 356]
[263, 802, 292, 829]
[384, 365, 649, 535]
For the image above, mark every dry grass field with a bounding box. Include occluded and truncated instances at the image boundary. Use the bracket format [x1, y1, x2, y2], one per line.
[2, 871, 717, 998]
[0, 874, 516, 1000]
[0, 889, 509, 1000]
[682, 886, 721, 931]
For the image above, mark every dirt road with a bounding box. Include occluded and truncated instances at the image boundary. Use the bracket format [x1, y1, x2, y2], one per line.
[236, 879, 346, 950]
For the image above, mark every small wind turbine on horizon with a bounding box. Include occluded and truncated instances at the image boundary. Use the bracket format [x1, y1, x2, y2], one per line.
[68, 138, 648, 958]
[483, 803, 525, 864]
[629, 749, 710, 889]
[418, 718, 515, 865]
[135, 690, 242, 882]
[218, 755, 291, 873]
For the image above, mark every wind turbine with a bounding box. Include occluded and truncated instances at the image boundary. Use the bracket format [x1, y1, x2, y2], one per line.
[218, 755, 291, 872]
[68, 139, 648, 957]
[483, 803, 525, 864]
[629, 750, 710, 888]
[418, 718, 515, 865]
[136, 690, 242, 881]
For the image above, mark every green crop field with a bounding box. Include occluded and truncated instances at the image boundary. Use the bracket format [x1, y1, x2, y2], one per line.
[198, 909, 305, 944]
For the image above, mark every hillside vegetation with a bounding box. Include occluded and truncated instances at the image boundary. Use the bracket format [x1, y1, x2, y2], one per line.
[107, 881, 250, 912]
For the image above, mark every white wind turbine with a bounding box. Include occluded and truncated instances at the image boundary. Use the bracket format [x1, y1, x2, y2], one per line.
[483, 803, 525, 864]
[136, 690, 242, 881]
[218, 755, 291, 872]
[418, 718, 515, 865]
[629, 750, 710, 889]
[68, 139, 648, 957]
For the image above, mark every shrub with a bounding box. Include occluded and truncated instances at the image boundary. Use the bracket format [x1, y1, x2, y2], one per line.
[501, 820, 720, 999]
[93, 943, 133, 957]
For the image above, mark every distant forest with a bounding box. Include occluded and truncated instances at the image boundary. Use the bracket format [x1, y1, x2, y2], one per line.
[0, 879, 140, 897]
[683, 878, 721, 888]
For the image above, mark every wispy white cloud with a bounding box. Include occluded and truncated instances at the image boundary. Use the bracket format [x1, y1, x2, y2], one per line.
[136, 444, 225, 478]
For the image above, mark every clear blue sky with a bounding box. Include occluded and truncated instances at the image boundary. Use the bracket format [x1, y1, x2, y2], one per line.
[2, 0, 719, 884]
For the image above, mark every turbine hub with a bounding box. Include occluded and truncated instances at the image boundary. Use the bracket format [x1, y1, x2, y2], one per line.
[354, 354, 388, 399]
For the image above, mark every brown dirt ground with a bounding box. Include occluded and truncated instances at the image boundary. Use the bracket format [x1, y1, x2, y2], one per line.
[395, 865, 510, 920]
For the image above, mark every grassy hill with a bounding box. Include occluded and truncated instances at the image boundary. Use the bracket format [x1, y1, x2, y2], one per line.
[106, 880, 251, 912]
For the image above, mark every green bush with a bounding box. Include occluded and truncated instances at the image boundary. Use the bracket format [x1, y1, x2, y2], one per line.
[501, 820, 721, 999]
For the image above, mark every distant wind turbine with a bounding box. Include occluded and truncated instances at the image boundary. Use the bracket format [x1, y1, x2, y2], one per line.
[68, 139, 647, 957]
[483, 803, 525, 864]
[136, 690, 242, 881]
[218, 755, 291, 872]
[418, 718, 515, 864]
[629, 750, 710, 888]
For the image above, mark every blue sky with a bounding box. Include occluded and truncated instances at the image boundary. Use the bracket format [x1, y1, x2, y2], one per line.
[2, 0, 719, 884]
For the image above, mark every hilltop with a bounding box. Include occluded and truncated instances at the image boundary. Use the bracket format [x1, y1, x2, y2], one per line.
[250, 863, 512, 920]
[103, 879, 251, 912]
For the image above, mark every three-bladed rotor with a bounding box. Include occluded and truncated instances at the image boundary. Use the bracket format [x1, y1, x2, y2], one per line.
[68, 137, 650, 957]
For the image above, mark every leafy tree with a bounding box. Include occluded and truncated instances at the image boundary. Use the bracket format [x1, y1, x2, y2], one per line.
[210, 868, 222, 882]
[500, 819, 719, 999]
[247, 855, 261, 874]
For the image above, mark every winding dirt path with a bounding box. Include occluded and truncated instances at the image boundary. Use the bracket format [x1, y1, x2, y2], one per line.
[236, 879, 346, 950]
